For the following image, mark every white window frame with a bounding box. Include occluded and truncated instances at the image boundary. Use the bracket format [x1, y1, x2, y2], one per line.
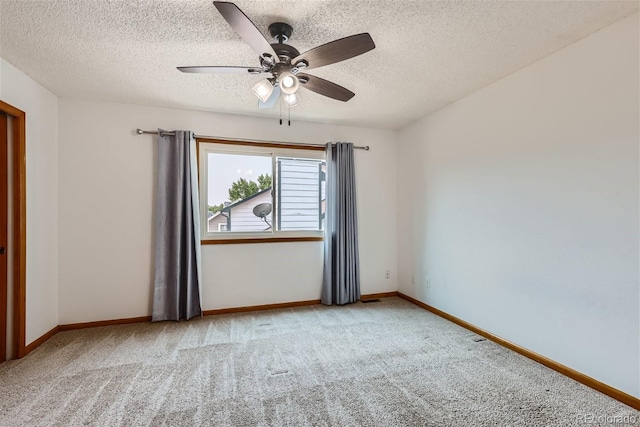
[199, 141, 325, 241]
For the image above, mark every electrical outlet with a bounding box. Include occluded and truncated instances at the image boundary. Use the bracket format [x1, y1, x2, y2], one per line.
[385, 270, 390, 279]
[426, 278, 431, 288]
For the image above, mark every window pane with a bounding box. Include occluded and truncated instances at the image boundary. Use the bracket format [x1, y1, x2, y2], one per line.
[276, 157, 326, 231]
[206, 152, 273, 233]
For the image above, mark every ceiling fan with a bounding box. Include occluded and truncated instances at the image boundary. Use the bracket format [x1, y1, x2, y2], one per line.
[177, 1, 375, 108]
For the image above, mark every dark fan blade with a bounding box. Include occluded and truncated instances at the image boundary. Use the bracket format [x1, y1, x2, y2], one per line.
[297, 73, 355, 102]
[177, 66, 264, 74]
[292, 33, 374, 70]
[213, 1, 279, 63]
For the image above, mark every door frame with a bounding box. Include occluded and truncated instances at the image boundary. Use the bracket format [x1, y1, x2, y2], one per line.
[0, 100, 26, 359]
[0, 113, 6, 362]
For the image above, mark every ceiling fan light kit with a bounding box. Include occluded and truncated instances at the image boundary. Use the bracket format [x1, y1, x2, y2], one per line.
[178, 1, 376, 112]
[252, 78, 274, 103]
[283, 92, 300, 107]
[278, 71, 299, 95]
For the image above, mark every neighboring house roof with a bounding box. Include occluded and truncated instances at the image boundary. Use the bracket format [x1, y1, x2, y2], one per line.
[207, 187, 271, 231]
[224, 187, 271, 210]
[207, 187, 272, 225]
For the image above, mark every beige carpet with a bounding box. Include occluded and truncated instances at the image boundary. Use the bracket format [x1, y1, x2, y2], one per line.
[0, 297, 637, 426]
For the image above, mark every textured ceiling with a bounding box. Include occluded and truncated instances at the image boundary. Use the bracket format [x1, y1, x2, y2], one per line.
[1, 1, 637, 130]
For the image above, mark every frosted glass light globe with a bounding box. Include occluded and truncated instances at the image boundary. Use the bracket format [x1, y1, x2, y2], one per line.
[282, 76, 295, 88]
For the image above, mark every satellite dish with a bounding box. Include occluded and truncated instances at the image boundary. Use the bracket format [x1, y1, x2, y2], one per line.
[253, 203, 272, 218]
[253, 203, 272, 228]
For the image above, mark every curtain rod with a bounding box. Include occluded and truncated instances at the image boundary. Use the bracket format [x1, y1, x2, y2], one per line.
[135, 129, 370, 151]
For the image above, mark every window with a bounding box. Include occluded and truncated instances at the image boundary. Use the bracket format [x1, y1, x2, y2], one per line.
[199, 139, 325, 242]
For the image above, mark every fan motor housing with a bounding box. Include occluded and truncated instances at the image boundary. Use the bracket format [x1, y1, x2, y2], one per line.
[271, 43, 300, 64]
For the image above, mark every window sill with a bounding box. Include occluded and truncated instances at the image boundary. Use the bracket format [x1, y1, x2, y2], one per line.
[201, 236, 324, 245]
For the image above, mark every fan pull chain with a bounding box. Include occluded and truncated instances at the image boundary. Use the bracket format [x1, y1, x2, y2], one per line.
[279, 96, 283, 125]
[288, 105, 291, 126]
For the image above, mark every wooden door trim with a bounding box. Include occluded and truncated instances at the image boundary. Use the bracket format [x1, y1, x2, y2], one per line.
[0, 100, 26, 359]
[0, 114, 7, 363]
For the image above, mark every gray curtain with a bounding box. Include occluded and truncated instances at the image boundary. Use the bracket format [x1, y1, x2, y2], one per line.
[152, 129, 202, 321]
[322, 142, 360, 305]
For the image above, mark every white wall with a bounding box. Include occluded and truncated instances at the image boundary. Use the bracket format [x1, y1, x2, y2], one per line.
[57, 99, 397, 324]
[0, 58, 59, 345]
[397, 14, 639, 397]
